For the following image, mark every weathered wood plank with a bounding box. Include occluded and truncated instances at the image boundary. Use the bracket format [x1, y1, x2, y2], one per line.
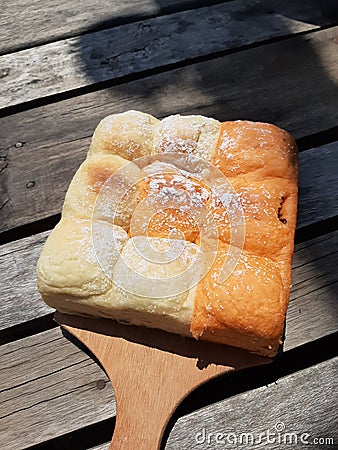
[0, 232, 51, 328]
[297, 142, 338, 227]
[0, 143, 337, 331]
[0, 327, 115, 449]
[0, 328, 336, 449]
[0, 225, 336, 448]
[2, 0, 335, 109]
[286, 231, 338, 350]
[0, 0, 211, 55]
[166, 357, 338, 449]
[1, 202, 337, 348]
[1, 27, 338, 232]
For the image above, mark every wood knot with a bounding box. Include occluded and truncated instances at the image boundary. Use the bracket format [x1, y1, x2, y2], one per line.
[137, 23, 151, 34]
[96, 379, 106, 390]
[0, 68, 10, 78]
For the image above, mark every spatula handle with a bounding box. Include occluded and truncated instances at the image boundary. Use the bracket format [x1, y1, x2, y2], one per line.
[54, 313, 267, 449]
[109, 399, 169, 450]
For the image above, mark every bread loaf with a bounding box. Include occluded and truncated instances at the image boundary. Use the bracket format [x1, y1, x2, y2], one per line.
[37, 111, 298, 356]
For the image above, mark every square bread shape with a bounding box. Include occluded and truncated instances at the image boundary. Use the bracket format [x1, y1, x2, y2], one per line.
[37, 110, 298, 357]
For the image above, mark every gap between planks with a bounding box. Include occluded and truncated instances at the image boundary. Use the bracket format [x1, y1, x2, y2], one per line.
[2, 0, 337, 109]
[0, 225, 337, 343]
[10, 353, 338, 450]
[165, 356, 338, 449]
[0, 225, 337, 446]
[0, 143, 337, 332]
[1, 25, 338, 231]
[0, 329, 336, 448]
[0, 137, 337, 237]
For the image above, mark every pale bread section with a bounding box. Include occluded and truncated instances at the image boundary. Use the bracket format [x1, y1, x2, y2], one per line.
[37, 217, 128, 298]
[153, 114, 221, 161]
[89, 110, 159, 160]
[38, 233, 200, 336]
[106, 236, 200, 335]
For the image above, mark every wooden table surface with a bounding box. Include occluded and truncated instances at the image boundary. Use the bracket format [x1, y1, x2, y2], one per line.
[1, 1, 337, 449]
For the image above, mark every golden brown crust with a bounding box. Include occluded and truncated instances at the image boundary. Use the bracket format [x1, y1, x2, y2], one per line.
[213, 121, 298, 179]
[190, 243, 286, 357]
[190, 120, 298, 356]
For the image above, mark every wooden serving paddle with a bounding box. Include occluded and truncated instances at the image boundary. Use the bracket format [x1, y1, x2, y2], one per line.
[55, 312, 269, 449]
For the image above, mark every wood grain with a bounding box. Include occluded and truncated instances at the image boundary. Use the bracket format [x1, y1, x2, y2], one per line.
[0, 328, 115, 449]
[1, 0, 333, 108]
[0, 141, 337, 330]
[0, 138, 337, 235]
[1, 214, 337, 341]
[0, 326, 336, 449]
[1, 27, 338, 231]
[297, 142, 338, 227]
[166, 357, 338, 449]
[0, 142, 337, 330]
[92, 356, 338, 449]
[0, 0, 210, 55]
[286, 231, 338, 350]
[0, 232, 51, 328]
[1, 1, 336, 448]
[56, 312, 267, 449]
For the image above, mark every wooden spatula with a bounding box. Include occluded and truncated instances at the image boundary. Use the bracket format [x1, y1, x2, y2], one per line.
[55, 312, 269, 449]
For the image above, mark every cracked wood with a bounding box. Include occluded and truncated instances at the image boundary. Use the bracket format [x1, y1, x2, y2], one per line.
[2, 0, 337, 108]
[0, 0, 210, 55]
